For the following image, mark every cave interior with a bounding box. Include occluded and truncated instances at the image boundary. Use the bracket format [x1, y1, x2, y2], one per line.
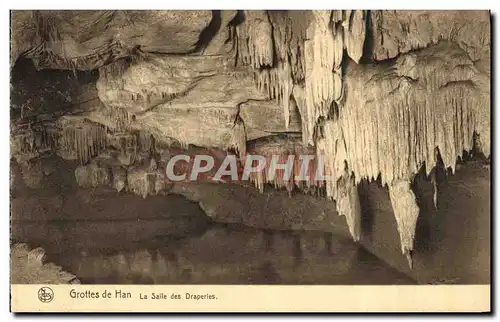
[9, 10, 491, 285]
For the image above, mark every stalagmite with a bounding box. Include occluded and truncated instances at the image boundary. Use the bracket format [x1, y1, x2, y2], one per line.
[149, 158, 157, 171]
[19, 159, 44, 189]
[127, 166, 152, 199]
[388, 180, 420, 268]
[110, 132, 138, 166]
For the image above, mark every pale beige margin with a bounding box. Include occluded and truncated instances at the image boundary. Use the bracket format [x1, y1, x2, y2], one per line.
[10, 284, 490, 312]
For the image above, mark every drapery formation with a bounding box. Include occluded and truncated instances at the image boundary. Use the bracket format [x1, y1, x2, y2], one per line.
[10, 10, 490, 267]
[234, 10, 490, 264]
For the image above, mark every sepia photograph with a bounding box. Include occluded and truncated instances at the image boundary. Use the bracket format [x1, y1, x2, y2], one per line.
[8, 7, 492, 313]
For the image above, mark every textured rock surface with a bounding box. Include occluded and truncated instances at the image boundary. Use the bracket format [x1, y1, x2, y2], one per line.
[96, 55, 229, 113]
[19, 160, 45, 189]
[240, 100, 302, 141]
[171, 181, 352, 238]
[370, 11, 490, 63]
[10, 243, 80, 284]
[75, 162, 111, 188]
[11, 11, 215, 70]
[131, 71, 259, 154]
[127, 164, 171, 198]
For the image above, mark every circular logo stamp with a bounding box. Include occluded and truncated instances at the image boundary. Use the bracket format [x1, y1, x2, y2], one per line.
[38, 287, 54, 303]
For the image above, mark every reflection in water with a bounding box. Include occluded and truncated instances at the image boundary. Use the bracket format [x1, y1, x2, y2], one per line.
[12, 219, 415, 284]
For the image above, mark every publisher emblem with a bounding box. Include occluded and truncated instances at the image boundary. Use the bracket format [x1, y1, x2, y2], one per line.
[38, 287, 54, 303]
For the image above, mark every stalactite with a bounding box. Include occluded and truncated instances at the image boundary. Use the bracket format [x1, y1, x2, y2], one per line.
[331, 10, 343, 24]
[341, 10, 366, 63]
[254, 62, 294, 129]
[138, 132, 154, 154]
[300, 10, 345, 145]
[332, 22, 344, 71]
[235, 22, 251, 66]
[226, 119, 247, 159]
[235, 11, 274, 68]
[246, 132, 362, 242]
[388, 180, 420, 268]
[315, 43, 488, 258]
[315, 123, 361, 242]
[177, 137, 190, 150]
[335, 172, 362, 242]
[102, 105, 132, 131]
[304, 11, 335, 118]
[238, 10, 349, 137]
[431, 171, 438, 209]
[267, 10, 310, 83]
[247, 137, 321, 194]
[249, 150, 294, 193]
[10, 126, 43, 163]
[292, 85, 314, 146]
[245, 11, 274, 68]
[240, 10, 368, 142]
[59, 119, 107, 164]
[328, 46, 482, 187]
[316, 123, 346, 198]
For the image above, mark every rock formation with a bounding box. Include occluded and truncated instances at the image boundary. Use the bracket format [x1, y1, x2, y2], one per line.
[10, 10, 490, 272]
[10, 243, 80, 284]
